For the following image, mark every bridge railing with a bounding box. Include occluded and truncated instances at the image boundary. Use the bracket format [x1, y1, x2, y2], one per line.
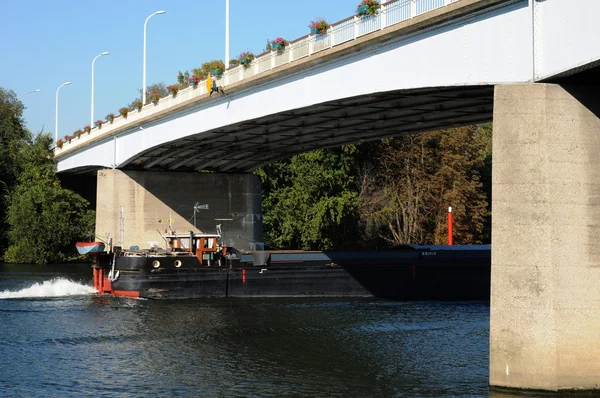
[55, 0, 460, 156]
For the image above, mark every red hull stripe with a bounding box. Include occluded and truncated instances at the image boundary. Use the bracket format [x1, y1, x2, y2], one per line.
[112, 290, 140, 298]
[76, 242, 105, 247]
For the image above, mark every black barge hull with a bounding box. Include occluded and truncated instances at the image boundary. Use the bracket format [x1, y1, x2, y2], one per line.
[94, 245, 491, 300]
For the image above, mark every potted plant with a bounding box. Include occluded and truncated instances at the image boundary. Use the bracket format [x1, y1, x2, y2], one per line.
[150, 92, 160, 104]
[83, 125, 91, 134]
[74, 129, 83, 139]
[357, 0, 380, 16]
[167, 84, 180, 97]
[64, 135, 72, 143]
[188, 75, 203, 88]
[119, 107, 129, 118]
[106, 113, 115, 123]
[309, 18, 329, 35]
[238, 51, 255, 68]
[133, 100, 143, 111]
[271, 37, 288, 51]
[229, 59, 240, 68]
[56, 139, 64, 149]
[95, 120, 103, 129]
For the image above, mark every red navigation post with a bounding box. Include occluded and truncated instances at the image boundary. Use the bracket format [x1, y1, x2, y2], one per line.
[448, 207, 453, 246]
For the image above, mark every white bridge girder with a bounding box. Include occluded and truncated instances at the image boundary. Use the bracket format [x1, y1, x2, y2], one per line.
[55, 0, 600, 174]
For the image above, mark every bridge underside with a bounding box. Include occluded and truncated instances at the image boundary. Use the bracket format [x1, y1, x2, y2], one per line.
[122, 85, 493, 173]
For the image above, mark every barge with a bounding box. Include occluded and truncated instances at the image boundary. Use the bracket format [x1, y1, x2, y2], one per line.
[89, 232, 491, 300]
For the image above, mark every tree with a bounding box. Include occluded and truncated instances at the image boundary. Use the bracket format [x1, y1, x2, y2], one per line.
[357, 126, 491, 246]
[0, 87, 31, 254]
[256, 146, 362, 250]
[177, 70, 190, 88]
[138, 82, 168, 105]
[4, 134, 96, 264]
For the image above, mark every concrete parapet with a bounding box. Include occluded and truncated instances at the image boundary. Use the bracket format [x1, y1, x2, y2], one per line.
[95, 170, 263, 251]
[490, 83, 600, 391]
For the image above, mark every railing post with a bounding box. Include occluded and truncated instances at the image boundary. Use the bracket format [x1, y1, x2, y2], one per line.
[308, 35, 314, 55]
[411, 0, 417, 17]
[270, 51, 275, 69]
[381, 3, 386, 29]
[329, 28, 334, 48]
[354, 15, 359, 39]
[289, 43, 294, 63]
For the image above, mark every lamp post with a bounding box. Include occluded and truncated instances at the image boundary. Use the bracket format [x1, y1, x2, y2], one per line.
[18, 88, 41, 101]
[55, 82, 71, 143]
[91, 52, 109, 127]
[225, 0, 230, 69]
[143, 10, 166, 104]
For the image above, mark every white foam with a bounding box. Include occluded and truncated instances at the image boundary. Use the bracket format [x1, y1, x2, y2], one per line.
[0, 278, 97, 299]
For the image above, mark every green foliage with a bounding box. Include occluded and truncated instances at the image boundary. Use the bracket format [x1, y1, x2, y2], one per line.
[201, 60, 225, 76]
[4, 134, 95, 264]
[257, 146, 361, 250]
[0, 87, 31, 254]
[177, 70, 190, 88]
[190, 68, 205, 80]
[137, 82, 168, 105]
[357, 126, 491, 245]
[258, 126, 492, 249]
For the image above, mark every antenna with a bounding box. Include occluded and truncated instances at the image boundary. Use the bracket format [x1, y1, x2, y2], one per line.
[193, 202, 209, 228]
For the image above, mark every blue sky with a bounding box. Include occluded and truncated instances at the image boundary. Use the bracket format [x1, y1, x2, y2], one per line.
[1, 0, 357, 138]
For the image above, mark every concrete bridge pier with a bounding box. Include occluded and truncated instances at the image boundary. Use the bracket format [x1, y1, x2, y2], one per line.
[95, 169, 263, 251]
[491, 83, 600, 392]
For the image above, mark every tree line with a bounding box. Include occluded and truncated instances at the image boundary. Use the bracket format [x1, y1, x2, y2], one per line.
[0, 84, 491, 263]
[0, 87, 95, 264]
[256, 124, 492, 250]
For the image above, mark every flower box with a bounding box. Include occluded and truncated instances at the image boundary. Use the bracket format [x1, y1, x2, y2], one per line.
[357, 4, 368, 14]
[119, 107, 128, 118]
[357, 0, 380, 16]
[150, 93, 160, 104]
[238, 51, 255, 69]
[94, 120, 103, 129]
[188, 75, 203, 88]
[106, 113, 115, 123]
[211, 69, 223, 76]
[167, 84, 180, 97]
[309, 19, 329, 35]
[271, 37, 287, 52]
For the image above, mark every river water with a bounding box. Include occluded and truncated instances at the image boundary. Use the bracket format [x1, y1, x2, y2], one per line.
[0, 263, 539, 397]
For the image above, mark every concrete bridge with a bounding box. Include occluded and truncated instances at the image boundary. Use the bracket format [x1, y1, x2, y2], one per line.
[55, 0, 600, 392]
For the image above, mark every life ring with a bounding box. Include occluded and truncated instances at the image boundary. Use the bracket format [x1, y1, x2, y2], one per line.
[152, 260, 160, 268]
[174, 260, 182, 268]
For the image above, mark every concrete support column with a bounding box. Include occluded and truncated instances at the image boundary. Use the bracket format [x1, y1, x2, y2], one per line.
[491, 83, 600, 391]
[95, 170, 263, 251]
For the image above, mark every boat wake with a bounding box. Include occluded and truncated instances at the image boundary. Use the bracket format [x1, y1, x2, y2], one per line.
[0, 278, 97, 299]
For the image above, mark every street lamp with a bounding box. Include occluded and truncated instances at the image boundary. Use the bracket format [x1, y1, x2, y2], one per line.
[18, 88, 41, 101]
[143, 10, 166, 104]
[91, 51, 109, 127]
[225, 0, 230, 69]
[55, 81, 71, 143]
